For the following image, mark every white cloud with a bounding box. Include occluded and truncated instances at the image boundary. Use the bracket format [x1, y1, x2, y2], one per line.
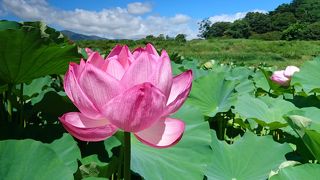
[170, 14, 191, 24]
[209, 9, 267, 24]
[127, 2, 152, 15]
[144, 15, 197, 38]
[1, 0, 197, 39]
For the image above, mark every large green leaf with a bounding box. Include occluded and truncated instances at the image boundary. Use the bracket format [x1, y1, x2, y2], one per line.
[225, 66, 253, 81]
[235, 78, 255, 95]
[206, 131, 291, 180]
[225, 66, 255, 95]
[104, 136, 121, 158]
[233, 94, 297, 129]
[292, 58, 320, 93]
[48, 133, 81, 173]
[0, 21, 79, 85]
[0, 139, 74, 180]
[22, 76, 55, 104]
[179, 58, 208, 80]
[298, 107, 320, 131]
[131, 104, 212, 179]
[188, 72, 237, 117]
[270, 163, 320, 180]
[253, 70, 270, 92]
[285, 108, 320, 161]
[23, 76, 52, 98]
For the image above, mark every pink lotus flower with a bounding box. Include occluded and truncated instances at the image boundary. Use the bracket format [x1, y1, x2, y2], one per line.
[270, 66, 300, 86]
[59, 44, 192, 148]
[85, 48, 94, 57]
[283, 66, 300, 77]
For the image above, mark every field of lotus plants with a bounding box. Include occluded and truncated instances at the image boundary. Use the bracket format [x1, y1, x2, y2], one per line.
[1, 20, 320, 180]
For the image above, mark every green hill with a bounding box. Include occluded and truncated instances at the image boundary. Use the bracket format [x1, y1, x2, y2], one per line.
[61, 30, 106, 41]
[199, 0, 320, 40]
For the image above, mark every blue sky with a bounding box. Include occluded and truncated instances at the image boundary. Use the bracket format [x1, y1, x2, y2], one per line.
[0, 0, 292, 39]
[47, 0, 292, 18]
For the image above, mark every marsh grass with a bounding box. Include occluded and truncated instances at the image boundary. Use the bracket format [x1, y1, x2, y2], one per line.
[78, 39, 320, 68]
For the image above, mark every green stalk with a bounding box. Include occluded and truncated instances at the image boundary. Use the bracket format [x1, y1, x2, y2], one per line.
[218, 113, 226, 140]
[123, 132, 131, 180]
[117, 145, 124, 180]
[6, 85, 13, 123]
[19, 83, 24, 127]
[0, 93, 5, 122]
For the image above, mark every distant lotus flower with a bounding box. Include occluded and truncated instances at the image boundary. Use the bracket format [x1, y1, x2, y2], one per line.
[59, 44, 192, 148]
[283, 66, 300, 77]
[270, 66, 300, 86]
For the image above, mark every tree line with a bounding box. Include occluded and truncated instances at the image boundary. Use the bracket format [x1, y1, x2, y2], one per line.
[199, 0, 320, 40]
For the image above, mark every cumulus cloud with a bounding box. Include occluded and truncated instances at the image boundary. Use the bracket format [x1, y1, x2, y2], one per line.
[1, 0, 197, 39]
[170, 14, 191, 24]
[127, 2, 152, 15]
[209, 9, 267, 24]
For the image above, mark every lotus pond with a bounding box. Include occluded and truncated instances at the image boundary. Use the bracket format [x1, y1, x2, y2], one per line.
[1, 21, 320, 180]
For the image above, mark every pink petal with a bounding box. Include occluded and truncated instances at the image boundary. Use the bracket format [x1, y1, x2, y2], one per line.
[132, 47, 144, 59]
[70, 60, 85, 78]
[100, 83, 166, 132]
[121, 50, 172, 95]
[164, 70, 193, 115]
[85, 48, 94, 57]
[145, 43, 159, 57]
[270, 70, 290, 86]
[157, 50, 173, 98]
[106, 59, 125, 80]
[79, 63, 124, 108]
[107, 45, 123, 59]
[64, 64, 101, 119]
[121, 52, 157, 89]
[284, 66, 300, 77]
[59, 112, 117, 142]
[135, 117, 185, 148]
[87, 52, 108, 70]
[133, 44, 159, 61]
[107, 45, 133, 69]
[117, 45, 132, 69]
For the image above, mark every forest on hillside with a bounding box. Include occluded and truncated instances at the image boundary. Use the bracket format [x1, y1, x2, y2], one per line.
[199, 0, 320, 40]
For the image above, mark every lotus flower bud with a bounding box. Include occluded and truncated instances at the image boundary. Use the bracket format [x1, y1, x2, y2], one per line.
[270, 66, 300, 86]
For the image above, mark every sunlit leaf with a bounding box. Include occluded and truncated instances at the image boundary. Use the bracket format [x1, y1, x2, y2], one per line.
[233, 94, 297, 129]
[206, 131, 291, 180]
[292, 58, 320, 93]
[270, 163, 320, 180]
[48, 133, 81, 173]
[188, 72, 237, 117]
[0, 21, 79, 85]
[285, 107, 320, 161]
[0, 139, 74, 179]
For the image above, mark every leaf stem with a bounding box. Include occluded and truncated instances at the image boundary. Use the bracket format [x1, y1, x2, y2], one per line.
[0, 92, 5, 122]
[117, 145, 123, 180]
[6, 84, 13, 123]
[19, 83, 24, 127]
[123, 132, 131, 180]
[218, 113, 226, 140]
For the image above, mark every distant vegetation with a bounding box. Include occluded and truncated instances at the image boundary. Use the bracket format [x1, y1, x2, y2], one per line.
[77, 38, 320, 68]
[66, 0, 320, 68]
[199, 0, 320, 40]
